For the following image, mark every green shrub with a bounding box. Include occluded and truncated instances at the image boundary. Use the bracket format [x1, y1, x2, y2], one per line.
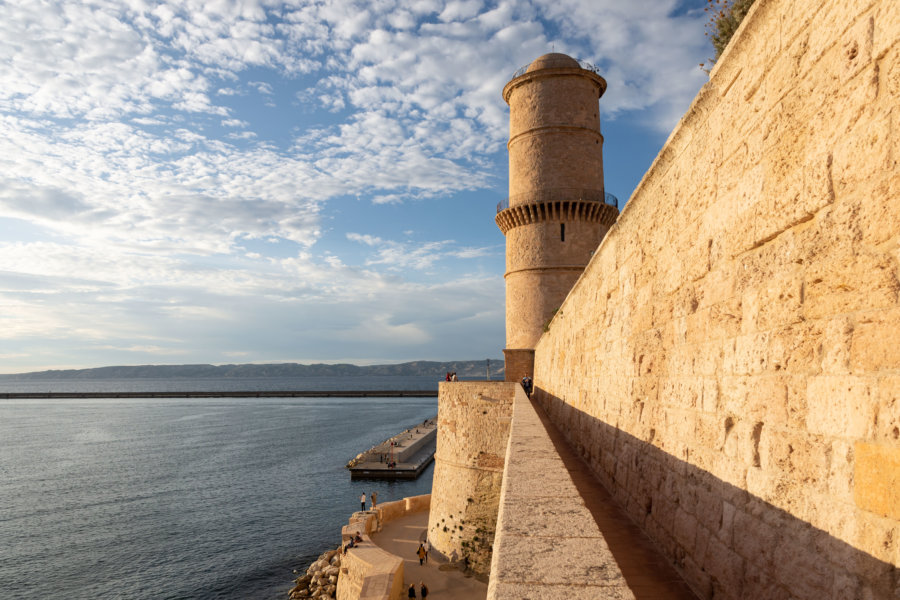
[704, 0, 756, 62]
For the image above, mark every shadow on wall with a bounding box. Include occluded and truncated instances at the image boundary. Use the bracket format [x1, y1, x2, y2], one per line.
[533, 388, 899, 600]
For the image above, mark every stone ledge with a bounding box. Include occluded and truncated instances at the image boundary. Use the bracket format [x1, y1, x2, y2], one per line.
[486, 385, 636, 600]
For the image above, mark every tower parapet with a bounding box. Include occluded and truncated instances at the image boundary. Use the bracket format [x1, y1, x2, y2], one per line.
[498, 53, 618, 382]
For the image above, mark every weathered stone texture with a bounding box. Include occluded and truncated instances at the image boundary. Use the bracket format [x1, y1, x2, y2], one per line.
[531, 0, 900, 598]
[500, 54, 616, 355]
[428, 382, 515, 575]
[504, 57, 605, 198]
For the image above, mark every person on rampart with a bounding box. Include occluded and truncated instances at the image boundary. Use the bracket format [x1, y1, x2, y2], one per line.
[416, 543, 426, 565]
[370, 491, 378, 509]
[521, 375, 533, 396]
[359, 492, 366, 511]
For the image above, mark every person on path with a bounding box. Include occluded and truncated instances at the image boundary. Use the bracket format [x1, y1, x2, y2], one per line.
[371, 491, 378, 509]
[423, 539, 430, 564]
[408, 583, 417, 599]
[416, 543, 426, 565]
[360, 492, 366, 511]
[420, 581, 429, 598]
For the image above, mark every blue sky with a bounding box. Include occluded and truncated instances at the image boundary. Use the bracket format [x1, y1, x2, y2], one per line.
[0, 0, 713, 373]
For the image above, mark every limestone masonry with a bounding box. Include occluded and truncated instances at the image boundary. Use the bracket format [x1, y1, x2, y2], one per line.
[427, 382, 514, 575]
[428, 0, 900, 598]
[529, 0, 900, 597]
[497, 52, 618, 383]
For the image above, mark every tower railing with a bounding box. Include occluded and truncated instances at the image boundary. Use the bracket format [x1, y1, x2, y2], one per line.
[509, 59, 602, 81]
[496, 189, 618, 213]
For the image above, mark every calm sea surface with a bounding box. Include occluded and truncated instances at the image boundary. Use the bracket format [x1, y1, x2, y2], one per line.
[0, 377, 442, 599]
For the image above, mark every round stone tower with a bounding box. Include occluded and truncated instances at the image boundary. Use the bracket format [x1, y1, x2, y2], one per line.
[497, 53, 618, 383]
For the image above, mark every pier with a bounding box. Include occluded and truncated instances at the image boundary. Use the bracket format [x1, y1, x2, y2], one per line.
[348, 417, 437, 480]
[0, 390, 438, 399]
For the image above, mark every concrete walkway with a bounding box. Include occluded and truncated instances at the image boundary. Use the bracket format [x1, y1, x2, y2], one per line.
[370, 511, 487, 599]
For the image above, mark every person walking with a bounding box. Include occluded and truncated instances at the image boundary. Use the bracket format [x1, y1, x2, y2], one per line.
[408, 583, 416, 598]
[423, 539, 430, 564]
[360, 492, 366, 511]
[419, 581, 429, 598]
[416, 543, 426, 565]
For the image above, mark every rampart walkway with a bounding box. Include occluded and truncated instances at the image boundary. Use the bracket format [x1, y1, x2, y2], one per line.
[488, 385, 698, 599]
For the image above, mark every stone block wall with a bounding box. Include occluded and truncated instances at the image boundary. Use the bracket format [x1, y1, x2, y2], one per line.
[428, 381, 515, 575]
[532, 0, 900, 598]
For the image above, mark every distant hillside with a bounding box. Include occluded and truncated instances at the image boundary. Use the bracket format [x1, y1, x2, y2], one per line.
[0, 360, 505, 380]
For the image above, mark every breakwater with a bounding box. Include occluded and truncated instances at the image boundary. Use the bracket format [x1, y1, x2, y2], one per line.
[347, 417, 437, 480]
[0, 390, 438, 399]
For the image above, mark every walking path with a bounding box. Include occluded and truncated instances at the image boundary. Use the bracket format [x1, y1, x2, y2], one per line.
[369, 511, 487, 599]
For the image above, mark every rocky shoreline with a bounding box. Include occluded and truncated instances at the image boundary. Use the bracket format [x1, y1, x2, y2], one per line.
[288, 548, 342, 599]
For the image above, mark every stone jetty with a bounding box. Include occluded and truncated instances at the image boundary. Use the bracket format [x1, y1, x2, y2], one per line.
[347, 417, 436, 480]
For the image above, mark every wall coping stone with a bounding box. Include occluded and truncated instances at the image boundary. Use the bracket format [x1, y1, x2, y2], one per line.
[486, 385, 636, 599]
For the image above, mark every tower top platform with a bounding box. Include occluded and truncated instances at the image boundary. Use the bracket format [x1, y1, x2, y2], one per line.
[503, 52, 606, 103]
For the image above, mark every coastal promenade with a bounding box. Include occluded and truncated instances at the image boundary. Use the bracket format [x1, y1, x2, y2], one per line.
[335, 495, 486, 600]
[0, 390, 438, 399]
[371, 510, 487, 599]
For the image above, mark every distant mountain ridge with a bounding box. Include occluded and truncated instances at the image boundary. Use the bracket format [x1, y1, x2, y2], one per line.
[0, 360, 505, 380]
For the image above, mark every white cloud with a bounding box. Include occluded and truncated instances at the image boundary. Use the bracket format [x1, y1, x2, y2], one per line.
[0, 0, 711, 371]
[347, 233, 384, 246]
[249, 80, 275, 95]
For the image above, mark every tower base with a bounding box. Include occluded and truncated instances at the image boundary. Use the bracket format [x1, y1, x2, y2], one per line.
[503, 348, 535, 383]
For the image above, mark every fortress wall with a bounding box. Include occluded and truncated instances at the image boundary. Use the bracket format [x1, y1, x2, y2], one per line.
[532, 0, 900, 598]
[428, 382, 515, 575]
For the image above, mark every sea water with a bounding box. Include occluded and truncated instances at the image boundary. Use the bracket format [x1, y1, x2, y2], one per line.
[0, 378, 439, 599]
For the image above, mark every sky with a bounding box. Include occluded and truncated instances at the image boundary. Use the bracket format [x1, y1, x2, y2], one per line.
[0, 0, 714, 374]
